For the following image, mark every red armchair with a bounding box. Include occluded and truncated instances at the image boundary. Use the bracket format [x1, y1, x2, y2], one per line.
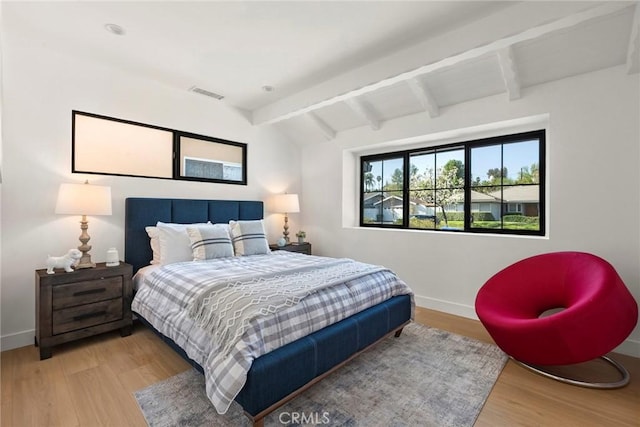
[475, 252, 638, 388]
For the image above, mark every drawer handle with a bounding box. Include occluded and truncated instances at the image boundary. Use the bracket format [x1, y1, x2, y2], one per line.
[73, 311, 106, 322]
[73, 288, 106, 297]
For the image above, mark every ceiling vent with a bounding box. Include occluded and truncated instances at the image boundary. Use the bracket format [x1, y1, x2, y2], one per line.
[189, 86, 225, 100]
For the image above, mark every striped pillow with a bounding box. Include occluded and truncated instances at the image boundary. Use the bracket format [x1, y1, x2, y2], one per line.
[229, 220, 270, 256]
[187, 224, 234, 260]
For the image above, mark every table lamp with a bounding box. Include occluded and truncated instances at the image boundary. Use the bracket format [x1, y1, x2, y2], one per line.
[271, 193, 299, 243]
[55, 180, 112, 269]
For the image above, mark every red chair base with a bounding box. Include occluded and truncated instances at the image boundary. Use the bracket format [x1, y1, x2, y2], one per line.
[511, 355, 630, 389]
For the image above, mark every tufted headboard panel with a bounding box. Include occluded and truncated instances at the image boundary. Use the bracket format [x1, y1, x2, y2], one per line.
[124, 197, 264, 273]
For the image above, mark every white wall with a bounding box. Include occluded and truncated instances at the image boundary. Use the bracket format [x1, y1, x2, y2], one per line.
[300, 66, 640, 357]
[0, 23, 302, 350]
[0, 3, 4, 352]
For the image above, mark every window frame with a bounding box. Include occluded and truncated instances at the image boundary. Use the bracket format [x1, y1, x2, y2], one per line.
[360, 152, 407, 227]
[359, 130, 545, 236]
[72, 110, 247, 185]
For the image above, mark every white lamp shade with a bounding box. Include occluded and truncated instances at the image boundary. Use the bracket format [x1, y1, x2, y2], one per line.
[55, 182, 112, 216]
[271, 193, 300, 214]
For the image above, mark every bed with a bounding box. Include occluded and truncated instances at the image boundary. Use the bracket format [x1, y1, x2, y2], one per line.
[125, 197, 413, 426]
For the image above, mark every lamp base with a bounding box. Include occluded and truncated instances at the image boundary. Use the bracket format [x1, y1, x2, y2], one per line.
[75, 262, 96, 269]
[283, 213, 291, 244]
[76, 216, 96, 269]
[75, 253, 95, 269]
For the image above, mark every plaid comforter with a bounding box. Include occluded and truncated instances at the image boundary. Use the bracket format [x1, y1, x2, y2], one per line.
[131, 251, 414, 414]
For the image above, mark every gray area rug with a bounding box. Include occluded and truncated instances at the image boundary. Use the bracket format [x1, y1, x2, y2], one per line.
[134, 323, 507, 426]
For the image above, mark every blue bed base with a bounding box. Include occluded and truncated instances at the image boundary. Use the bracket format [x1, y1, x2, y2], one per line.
[124, 197, 412, 426]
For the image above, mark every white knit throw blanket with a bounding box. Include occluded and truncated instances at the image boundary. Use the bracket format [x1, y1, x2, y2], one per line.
[188, 258, 385, 357]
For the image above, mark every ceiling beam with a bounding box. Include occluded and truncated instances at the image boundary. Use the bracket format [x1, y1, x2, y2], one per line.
[497, 47, 521, 100]
[626, 3, 639, 74]
[406, 78, 440, 118]
[256, 2, 633, 126]
[306, 112, 336, 140]
[345, 98, 380, 130]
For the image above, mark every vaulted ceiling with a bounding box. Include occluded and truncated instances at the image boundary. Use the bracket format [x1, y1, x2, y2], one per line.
[3, 1, 639, 145]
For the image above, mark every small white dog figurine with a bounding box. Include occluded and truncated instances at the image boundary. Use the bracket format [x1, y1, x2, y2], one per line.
[46, 249, 82, 274]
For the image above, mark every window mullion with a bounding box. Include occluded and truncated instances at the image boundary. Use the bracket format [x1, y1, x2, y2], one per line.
[499, 143, 503, 230]
[403, 152, 410, 227]
[464, 146, 471, 231]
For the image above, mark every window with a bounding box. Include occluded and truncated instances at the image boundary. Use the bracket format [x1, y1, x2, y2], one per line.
[72, 111, 247, 185]
[175, 132, 246, 184]
[362, 155, 404, 225]
[360, 130, 545, 236]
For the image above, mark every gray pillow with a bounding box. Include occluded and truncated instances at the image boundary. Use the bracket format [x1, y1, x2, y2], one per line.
[229, 220, 270, 256]
[187, 224, 234, 260]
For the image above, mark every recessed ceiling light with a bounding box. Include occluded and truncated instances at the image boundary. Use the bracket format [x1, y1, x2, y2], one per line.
[262, 85, 275, 92]
[104, 24, 125, 36]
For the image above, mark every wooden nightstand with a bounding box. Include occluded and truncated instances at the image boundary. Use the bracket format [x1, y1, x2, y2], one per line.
[270, 242, 312, 255]
[35, 262, 133, 360]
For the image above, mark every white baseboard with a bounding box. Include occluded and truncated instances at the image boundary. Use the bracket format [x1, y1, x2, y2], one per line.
[3, 300, 639, 359]
[614, 338, 640, 358]
[414, 294, 639, 359]
[1, 329, 34, 352]
[414, 294, 478, 320]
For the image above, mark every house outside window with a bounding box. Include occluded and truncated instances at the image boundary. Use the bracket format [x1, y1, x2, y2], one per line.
[360, 130, 545, 236]
[507, 203, 523, 213]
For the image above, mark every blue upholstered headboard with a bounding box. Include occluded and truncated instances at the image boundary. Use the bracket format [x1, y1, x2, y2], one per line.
[124, 198, 264, 273]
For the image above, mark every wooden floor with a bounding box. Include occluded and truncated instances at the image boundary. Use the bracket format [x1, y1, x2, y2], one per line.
[2, 307, 639, 426]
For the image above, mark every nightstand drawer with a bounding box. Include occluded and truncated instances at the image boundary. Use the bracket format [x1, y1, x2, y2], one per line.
[52, 277, 123, 309]
[284, 244, 310, 254]
[52, 298, 123, 335]
[269, 242, 312, 255]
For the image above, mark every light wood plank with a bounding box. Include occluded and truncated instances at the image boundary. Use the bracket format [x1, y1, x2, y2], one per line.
[1, 309, 638, 426]
[3, 346, 80, 426]
[420, 307, 640, 427]
[1, 346, 15, 427]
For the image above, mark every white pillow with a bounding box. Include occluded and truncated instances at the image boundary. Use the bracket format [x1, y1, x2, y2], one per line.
[145, 226, 161, 265]
[229, 220, 270, 256]
[156, 221, 210, 265]
[187, 224, 234, 260]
